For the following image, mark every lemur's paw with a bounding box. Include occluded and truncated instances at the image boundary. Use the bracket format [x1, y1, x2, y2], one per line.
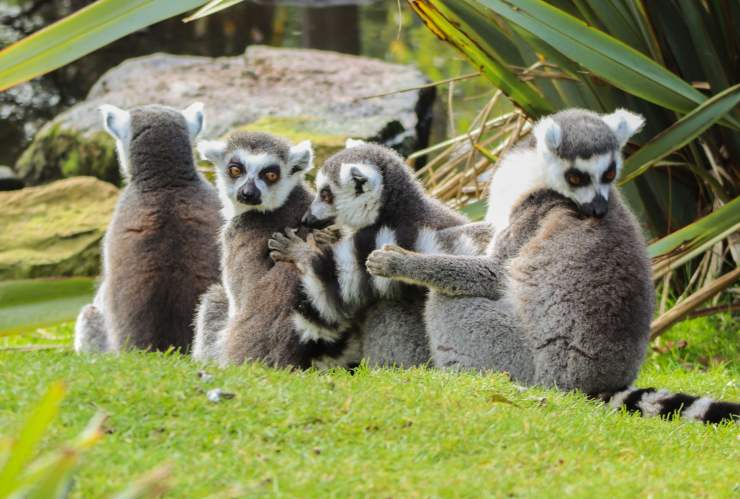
[366, 245, 411, 277]
[268, 231, 294, 263]
[310, 226, 341, 249]
[381, 244, 413, 255]
[268, 228, 314, 266]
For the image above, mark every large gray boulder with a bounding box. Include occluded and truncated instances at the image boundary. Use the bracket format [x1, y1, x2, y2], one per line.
[16, 45, 433, 186]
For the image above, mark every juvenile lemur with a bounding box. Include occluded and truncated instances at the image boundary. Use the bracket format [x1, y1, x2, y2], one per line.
[367, 108, 739, 423]
[269, 141, 491, 367]
[193, 132, 358, 368]
[74, 103, 221, 353]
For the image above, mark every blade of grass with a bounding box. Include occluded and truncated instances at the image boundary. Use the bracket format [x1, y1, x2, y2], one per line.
[0, 381, 66, 496]
[13, 412, 106, 497]
[111, 464, 172, 499]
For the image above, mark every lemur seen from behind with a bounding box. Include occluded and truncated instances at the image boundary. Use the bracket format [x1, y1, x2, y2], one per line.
[74, 103, 222, 353]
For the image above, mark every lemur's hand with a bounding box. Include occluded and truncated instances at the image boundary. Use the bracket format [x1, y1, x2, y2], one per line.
[268, 228, 314, 271]
[366, 244, 415, 278]
[310, 225, 341, 250]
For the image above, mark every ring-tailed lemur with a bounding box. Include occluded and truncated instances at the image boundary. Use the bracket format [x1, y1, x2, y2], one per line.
[268, 140, 492, 367]
[367, 108, 739, 424]
[74, 103, 222, 353]
[193, 131, 359, 368]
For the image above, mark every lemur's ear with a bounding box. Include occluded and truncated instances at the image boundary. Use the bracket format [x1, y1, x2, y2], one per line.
[182, 102, 205, 140]
[345, 138, 367, 149]
[288, 140, 313, 175]
[533, 117, 562, 153]
[350, 167, 367, 194]
[602, 109, 645, 147]
[99, 104, 131, 142]
[341, 163, 381, 195]
[197, 140, 227, 164]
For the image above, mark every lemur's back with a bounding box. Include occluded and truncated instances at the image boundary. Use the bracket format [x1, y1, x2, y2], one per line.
[96, 104, 221, 352]
[105, 180, 221, 351]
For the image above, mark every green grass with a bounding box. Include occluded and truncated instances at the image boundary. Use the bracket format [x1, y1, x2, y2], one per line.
[0, 278, 95, 335]
[0, 317, 737, 497]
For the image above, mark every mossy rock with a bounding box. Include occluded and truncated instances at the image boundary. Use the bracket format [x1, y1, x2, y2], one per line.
[16, 48, 432, 187]
[15, 124, 120, 186]
[0, 177, 118, 280]
[238, 116, 348, 168]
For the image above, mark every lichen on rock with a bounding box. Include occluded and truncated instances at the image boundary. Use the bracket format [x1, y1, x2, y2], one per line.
[0, 177, 118, 280]
[238, 116, 348, 167]
[15, 125, 119, 186]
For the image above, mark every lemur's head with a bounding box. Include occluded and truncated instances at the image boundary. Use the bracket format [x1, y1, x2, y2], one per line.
[198, 132, 313, 219]
[303, 139, 414, 231]
[533, 108, 644, 218]
[99, 102, 205, 182]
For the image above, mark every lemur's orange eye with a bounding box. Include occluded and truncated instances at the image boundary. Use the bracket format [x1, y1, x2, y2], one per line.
[227, 164, 242, 178]
[320, 187, 334, 205]
[264, 171, 279, 183]
[564, 168, 590, 188]
[602, 166, 617, 182]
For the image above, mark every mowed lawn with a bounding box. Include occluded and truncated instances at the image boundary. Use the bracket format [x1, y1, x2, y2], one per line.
[0, 317, 738, 498]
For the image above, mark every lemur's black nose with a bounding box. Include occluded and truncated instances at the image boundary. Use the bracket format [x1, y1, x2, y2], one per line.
[301, 212, 333, 229]
[580, 194, 608, 218]
[237, 184, 261, 205]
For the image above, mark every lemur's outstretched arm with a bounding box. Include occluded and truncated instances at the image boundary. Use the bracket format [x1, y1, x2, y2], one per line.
[366, 245, 504, 299]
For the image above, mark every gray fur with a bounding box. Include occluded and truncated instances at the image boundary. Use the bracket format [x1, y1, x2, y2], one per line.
[192, 284, 228, 362]
[367, 109, 652, 394]
[74, 104, 221, 353]
[270, 143, 468, 368]
[323, 143, 467, 230]
[366, 248, 502, 299]
[549, 109, 619, 160]
[194, 131, 350, 368]
[363, 222, 494, 369]
[74, 304, 108, 353]
[227, 132, 291, 163]
[509, 190, 653, 392]
[360, 301, 430, 368]
[370, 189, 652, 392]
[219, 187, 318, 367]
[367, 109, 738, 422]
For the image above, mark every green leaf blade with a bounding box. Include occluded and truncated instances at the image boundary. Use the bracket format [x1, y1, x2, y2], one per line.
[474, 0, 707, 113]
[620, 84, 740, 184]
[648, 196, 740, 261]
[0, 0, 209, 91]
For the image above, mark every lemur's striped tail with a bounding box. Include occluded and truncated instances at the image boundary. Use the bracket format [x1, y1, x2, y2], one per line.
[597, 387, 739, 424]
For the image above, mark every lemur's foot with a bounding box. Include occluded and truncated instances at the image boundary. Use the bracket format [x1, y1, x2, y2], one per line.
[269, 228, 315, 270]
[310, 225, 341, 249]
[366, 244, 416, 278]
